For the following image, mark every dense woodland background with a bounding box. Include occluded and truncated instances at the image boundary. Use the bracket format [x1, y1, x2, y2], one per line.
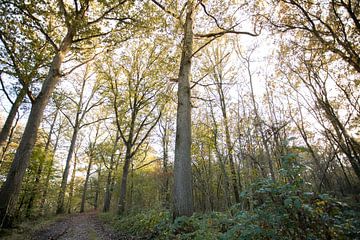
[0, 0, 359, 239]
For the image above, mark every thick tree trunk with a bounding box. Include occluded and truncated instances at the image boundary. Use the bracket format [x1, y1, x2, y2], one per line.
[173, 0, 194, 218]
[0, 30, 73, 227]
[0, 87, 26, 149]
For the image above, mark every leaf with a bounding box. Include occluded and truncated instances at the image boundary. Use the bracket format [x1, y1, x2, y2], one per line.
[284, 198, 292, 208]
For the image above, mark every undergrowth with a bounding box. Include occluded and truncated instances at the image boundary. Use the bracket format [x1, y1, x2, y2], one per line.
[101, 153, 360, 239]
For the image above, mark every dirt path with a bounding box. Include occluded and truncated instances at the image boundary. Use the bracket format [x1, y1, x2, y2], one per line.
[30, 212, 134, 240]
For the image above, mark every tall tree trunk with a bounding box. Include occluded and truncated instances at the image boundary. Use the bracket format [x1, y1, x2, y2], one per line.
[81, 125, 101, 213]
[209, 104, 231, 208]
[217, 86, 241, 202]
[94, 164, 101, 210]
[67, 154, 77, 213]
[117, 145, 132, 215]
[160, 116, 170, 208]
[173, 0, 194, 218]
[56, 123, 79, 214]
[80, 157, 93, 213]
[26, 109, 58, 217]
[103, 132, 120, 212]
[248, 60, 275, 181]
[56, 66, 88, 214]
[0, 87, 26, 149]
[0, 29, 74, 228]
[40, 117, 62, 213]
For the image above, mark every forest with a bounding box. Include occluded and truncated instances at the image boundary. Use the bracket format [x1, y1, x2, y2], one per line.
[0, 0, 359, 239]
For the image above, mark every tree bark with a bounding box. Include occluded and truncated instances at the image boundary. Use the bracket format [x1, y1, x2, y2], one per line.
[173, 0, 194, 218]
[0, 29, 74, 227]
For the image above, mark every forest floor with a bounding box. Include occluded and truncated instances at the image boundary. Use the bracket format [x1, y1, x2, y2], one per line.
[1, 211, 139, 240]
[31, 211, 139, 240]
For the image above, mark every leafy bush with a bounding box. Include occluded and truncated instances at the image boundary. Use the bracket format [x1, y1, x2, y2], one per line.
[100, 209, 171, 237]
[220, 152, 360, 240]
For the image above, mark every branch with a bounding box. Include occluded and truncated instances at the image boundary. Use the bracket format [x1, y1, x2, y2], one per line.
[191, 35, 221, 57]
[133, 158, 161, 171]
[72, 30, 113, 43]
[80, 116, 110, 129]
[0, 72, 13, 104]
[13, 3, 59, 51]
[58, 106, 75, 128]
[199, 1, 227, 30]
[0, 31, 36, 103]
[194, 29, 259, 38]
[150, 0, 179, 19]
[191, 52, 230, 89]
[130, 111, 162, 158]
[62, 50, 104, 76]
[87, 0, 129, 25]
[59, 0, 71, 28]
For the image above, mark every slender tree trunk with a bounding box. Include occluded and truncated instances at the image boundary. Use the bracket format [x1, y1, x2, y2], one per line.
[0, 29, 74, 228]
[80, 125, 101, 213]
[80, 157, 93, 213]
[0, 113, 19, 165]
[103, 132, 120, 212]
[56, 123, 79, 214]
[219, 95, 241, 202]
[67, 154, 77, 213]
[94, 164, 102, 210]
[209, 103, 231, 208]
[249, 70, 275, 181]
[57, 68, 88, 214]
[160, 119, 170, 208]
[117, 146, 132, 215]
[173, 0, 194, 219]
[26, 109, 58, 217]
[0, 87, 26, 149]
[40, 118, 62, 213]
